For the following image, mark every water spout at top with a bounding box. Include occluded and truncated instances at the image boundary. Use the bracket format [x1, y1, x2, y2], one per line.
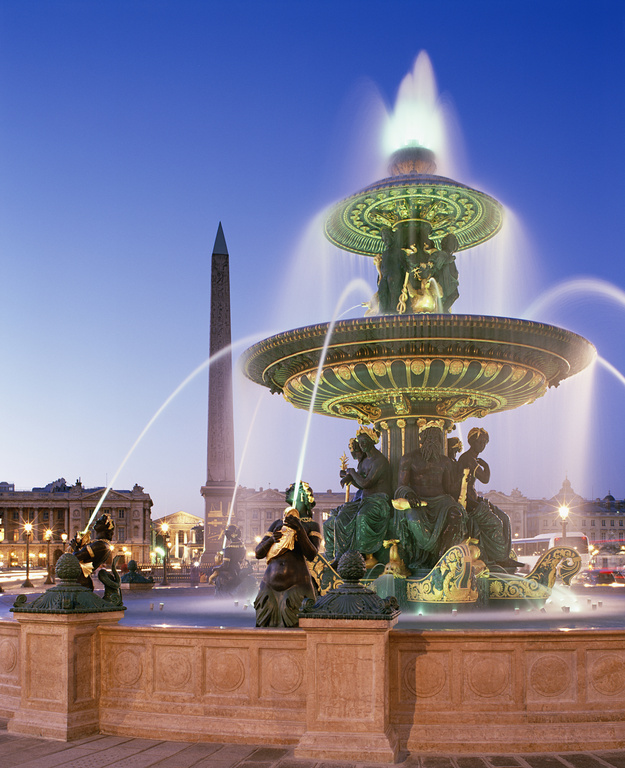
[382, 52, 450, 166]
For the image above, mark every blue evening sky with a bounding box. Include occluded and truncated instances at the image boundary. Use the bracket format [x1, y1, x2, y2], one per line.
[0, 0, 623, 520]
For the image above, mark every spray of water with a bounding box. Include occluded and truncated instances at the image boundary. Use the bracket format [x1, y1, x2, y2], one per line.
[524, 277, 625, 321]
[290, 278, 372, 505]
[222, 391, 266, 547]
[597, 356, 625, 389]
[384, 53, 446, 161]
[82, 332, 276, 535]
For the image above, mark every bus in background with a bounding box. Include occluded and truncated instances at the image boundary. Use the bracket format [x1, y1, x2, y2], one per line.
[512, 532, 590, 573]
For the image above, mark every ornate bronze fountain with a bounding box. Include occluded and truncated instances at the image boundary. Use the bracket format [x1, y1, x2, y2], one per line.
[242, 145, 595, 610]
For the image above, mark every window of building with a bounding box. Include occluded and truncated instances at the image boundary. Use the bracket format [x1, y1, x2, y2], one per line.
[117, 527, 126, 541]
[611, 519, 615, 526]
[266, 510, 273, 520]
[591, 520, 595, 526]
[118, 509, 125, 519]
[620, 532, 624, 541]
[543, 519, 548, 527]
[620, 520, 624, 527]
[602, 520, 606, 526]
[582, 519, 586, 527]
[12, 511, 18, 521]
[43, 511, 49, 521]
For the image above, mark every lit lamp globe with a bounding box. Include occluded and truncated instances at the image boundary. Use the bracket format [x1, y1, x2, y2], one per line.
[22, 522, 34, 589]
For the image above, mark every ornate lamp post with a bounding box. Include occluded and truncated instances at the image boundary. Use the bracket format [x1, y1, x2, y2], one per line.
[61, 532, 68, 552]
[44, 528, 54, 584]
[22, 522, 34, 588]
[558, 505, 570, 541]
[160, 523, 170, 587]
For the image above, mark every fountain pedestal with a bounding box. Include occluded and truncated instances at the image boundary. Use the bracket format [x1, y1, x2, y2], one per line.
[296, 616, 399, 763]
[8, 611, 124, 740]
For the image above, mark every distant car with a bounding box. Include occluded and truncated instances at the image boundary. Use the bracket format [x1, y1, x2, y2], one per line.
[572, 569, 625, 587]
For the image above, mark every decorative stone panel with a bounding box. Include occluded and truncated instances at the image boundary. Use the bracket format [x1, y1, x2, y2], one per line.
[461, 650, 513, 704]
[525, 651, 576, 704]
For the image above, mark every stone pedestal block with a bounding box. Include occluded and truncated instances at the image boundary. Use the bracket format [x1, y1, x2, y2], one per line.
[296, 617, 399, 763]
[8, 611, 124, 740]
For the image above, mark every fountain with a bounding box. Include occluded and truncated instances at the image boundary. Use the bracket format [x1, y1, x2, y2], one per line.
[1, 56, 624, 761]
[241, 139, 595, 613]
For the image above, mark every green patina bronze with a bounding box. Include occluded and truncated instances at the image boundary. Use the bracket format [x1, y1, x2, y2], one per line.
[244, 141, 591, 613]
[11, 553, 125, 614]
[324, 147, 503, 257]
[300, 551, 400, 621]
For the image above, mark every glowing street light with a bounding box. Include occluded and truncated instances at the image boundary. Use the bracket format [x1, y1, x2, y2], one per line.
[61, 532, 68, 552]
[44, 528, 54, 585]
[558, 505, 570, 540]
[160, 522, 170, 587]
[22, 522, 34, 588]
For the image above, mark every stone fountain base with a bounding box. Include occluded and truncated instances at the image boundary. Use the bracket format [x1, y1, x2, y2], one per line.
[2, 610, 625, 758]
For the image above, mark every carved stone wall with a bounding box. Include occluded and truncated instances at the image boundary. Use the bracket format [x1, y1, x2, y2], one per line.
[98, 626, 307, 744]
[390, 629, 625, 752]
[0, 621, 20, 719]
[3, 618, 625, 752]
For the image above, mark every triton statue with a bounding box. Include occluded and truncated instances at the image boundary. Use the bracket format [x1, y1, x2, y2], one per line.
[254, 482, 322, 627]
[70, 513, 115, 590]
[208, 523, 247, 595]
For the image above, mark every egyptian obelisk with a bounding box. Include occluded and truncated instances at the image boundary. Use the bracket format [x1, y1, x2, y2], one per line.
[200, 223, 236, 561]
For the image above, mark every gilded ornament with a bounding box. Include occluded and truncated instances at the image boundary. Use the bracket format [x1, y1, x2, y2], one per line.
[448, 360, 464, 375]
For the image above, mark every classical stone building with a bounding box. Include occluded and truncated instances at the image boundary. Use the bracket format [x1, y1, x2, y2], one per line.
[227, 478, 624, 557]
[228, 485, 349, 551]
[152, 511, 204, 563]
[0, 478, 153, 567]
[523, 477, 625, 543]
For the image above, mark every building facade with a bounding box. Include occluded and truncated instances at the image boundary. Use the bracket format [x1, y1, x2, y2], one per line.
[0, 478, 153, 568]
[152, 511, 204, 563]
[227, 478, 625, 560]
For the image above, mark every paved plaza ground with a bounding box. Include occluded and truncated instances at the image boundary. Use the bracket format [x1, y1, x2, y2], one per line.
[2, 725, 625, 768]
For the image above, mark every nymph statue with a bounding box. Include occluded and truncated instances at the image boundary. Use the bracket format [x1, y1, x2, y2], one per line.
[324, 428, 392, 568]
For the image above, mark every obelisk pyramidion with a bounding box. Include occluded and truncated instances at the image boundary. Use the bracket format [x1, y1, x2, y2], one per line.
[200, 222, 236, 561]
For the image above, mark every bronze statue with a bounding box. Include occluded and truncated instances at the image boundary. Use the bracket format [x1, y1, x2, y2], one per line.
[323, 437, 364, 561]
[254, 482, 322, 627]
[431, 233, 460, 313]
[70, 513, 115, 590]
[375, 226, 407, 314]
[394, 423, 467, 570]
[396, 221, 444, 314]
[447, 436, 463, 461]
[325, 429, 392, 568]
[208, 524, 247, 595]
[455, 427, 521, 571]
[120, 560, 154, 584]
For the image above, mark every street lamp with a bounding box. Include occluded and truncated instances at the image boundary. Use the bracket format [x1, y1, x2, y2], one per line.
[61, 532, 68, 552]
[22, 522, 34, 588]
[44, 528, 54, 585]
[160, 523, 170, 586]
[558, 505, 570, 541]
